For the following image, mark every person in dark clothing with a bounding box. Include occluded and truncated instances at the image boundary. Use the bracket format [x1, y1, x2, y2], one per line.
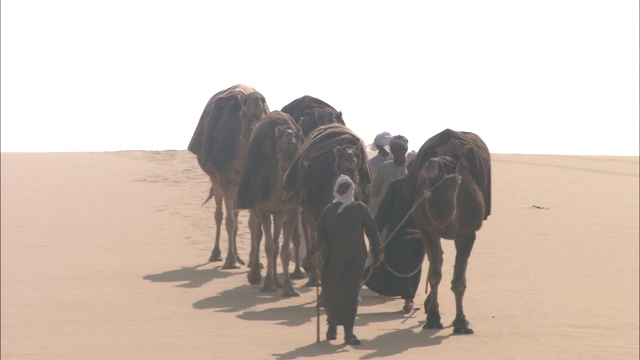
[314, 174, 383, 345]
[364, 159, 424, 313]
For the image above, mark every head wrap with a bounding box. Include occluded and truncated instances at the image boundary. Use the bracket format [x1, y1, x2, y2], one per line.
[368, 131, 392, 151]
[389, 135, 409, 149]
[332, 174, 355, 213]
[406, 150, 417, 163]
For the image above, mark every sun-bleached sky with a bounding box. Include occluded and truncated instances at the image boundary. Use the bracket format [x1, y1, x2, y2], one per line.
[1, 1, 638, 155]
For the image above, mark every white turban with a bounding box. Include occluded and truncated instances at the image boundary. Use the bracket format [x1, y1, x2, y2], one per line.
[332, 174, 355, 213]
[368, 131, 392, 151]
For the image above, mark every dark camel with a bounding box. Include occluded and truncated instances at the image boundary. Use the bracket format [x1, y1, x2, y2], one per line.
[283, 123, 372, 287]
[237, 111, 304, 297]
[188, 84, 269, 268]
[280, 95, 345, 137]
[403, 128, 491, 335]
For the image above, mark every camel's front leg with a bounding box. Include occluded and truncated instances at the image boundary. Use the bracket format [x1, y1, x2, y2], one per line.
[423, 236, 444, 330]
[280, 209, 300, 297]
[209, 194, 224, 262]
[222, 195, 241, 269]
[232, 208, 245, 265]
[247, 209, 263, 285]
[260, 212, 278, 293]
[451, 232, 476, 334]
[301, 214, 320, 287]
[290, 210, 305, 280]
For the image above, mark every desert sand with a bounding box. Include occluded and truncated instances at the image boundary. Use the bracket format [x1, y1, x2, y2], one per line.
[1, 150, 638, 359]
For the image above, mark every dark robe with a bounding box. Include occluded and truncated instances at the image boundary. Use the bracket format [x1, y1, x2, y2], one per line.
[316, 201, 381, 331]
[365, 177, 424, 299]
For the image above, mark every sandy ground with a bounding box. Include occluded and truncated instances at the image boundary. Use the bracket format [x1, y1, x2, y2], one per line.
[1, 150, 638, 360]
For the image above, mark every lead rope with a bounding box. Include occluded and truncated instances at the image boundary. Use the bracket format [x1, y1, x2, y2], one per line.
[362, 172, 461, 285]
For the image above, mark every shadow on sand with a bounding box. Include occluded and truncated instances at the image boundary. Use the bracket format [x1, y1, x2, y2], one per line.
[142, 262, 237, 288]
[272, 323, 452, 359]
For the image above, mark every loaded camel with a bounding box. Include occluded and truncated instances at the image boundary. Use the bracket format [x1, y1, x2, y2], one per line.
[403, 128, 491, 334]
[188, 84, 269, 268]
[280, 95, 347, 279]
[283, 123, 372, 287]
[237, 111, 304, 297]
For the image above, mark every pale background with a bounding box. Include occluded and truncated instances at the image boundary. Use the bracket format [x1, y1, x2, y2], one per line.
[1, 0, 639, 155]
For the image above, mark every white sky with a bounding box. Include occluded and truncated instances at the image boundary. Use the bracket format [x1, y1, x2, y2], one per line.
[1, 1, 638, 155]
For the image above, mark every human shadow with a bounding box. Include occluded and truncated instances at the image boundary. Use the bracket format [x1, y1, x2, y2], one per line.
[143, 262, 236, 288]
[273, 323, 452, 359]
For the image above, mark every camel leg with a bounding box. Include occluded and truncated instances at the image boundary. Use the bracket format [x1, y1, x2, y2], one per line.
[289, 211, 305, 280]
[280, 209, 300, 297]
[272, 216, 283, 288]
[209, 194, 223, 262]
[301, 213, 320, 287]
[247, 209, 263, 285]
[423, 235, 444, 330]
[222, 193, 241, 269]
[451, 232, 476, 335]
[232, 209, 245, 265]
[260, 211, 278, 293]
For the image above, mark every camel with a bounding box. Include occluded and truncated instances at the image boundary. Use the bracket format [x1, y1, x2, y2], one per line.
[281, 95, 345, 137]
[187, 84, 269, 269]
[283, 123, 372, 287]
[281, 95, 347, 280]
[403, 128, 491, 335]
[237, 111, 304, 297]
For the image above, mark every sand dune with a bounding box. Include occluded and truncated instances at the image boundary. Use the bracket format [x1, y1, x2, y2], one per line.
[1, 151, 638, 359]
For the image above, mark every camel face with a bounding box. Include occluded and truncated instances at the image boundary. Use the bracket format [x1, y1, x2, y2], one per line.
[243, 92, 269, 129]
[336, 146, 359, 173]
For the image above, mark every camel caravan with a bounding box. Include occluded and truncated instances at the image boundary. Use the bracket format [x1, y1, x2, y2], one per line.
[188, 84, 491, 335]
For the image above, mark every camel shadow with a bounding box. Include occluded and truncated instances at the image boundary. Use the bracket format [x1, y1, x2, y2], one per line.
[237, 300, 318, 327]
[273, 322, 452, 359]
[142, 262, 237, 288]
[193, 283, 305, 313]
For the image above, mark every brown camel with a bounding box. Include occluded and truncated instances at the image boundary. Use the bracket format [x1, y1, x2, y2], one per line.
[283, 123, 372, 287]
[237, 111, 304, 297]
[403, 128, 491, 335]
[188, 84, 269, 268]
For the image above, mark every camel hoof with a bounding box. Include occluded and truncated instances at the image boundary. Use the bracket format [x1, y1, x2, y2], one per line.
[237, 258, 246, 266]
[260, 284, 278, 293]
[452, 316, 474, 335]
[209, 251, 222, 262]
[422, 309, 443, 330]
[302, 278, 320, 287]
[281, 288, 300, 297]
[222, 259, 241, 269]
[290, 268, 305, 280]
[247, 269, 262, 286]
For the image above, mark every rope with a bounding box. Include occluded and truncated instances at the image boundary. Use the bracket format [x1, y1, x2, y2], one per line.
[362, 170, 461, 284]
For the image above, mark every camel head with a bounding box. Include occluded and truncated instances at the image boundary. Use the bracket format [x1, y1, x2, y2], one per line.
[334, 145, 360, 174]
[275, 125, 301, 161]
[421, 156, 460, 185]
[241, 91, 270, 130]
[417, 155, 462, 227]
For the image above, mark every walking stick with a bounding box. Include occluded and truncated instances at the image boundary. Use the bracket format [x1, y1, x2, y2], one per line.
[315, 256, 320, 343]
